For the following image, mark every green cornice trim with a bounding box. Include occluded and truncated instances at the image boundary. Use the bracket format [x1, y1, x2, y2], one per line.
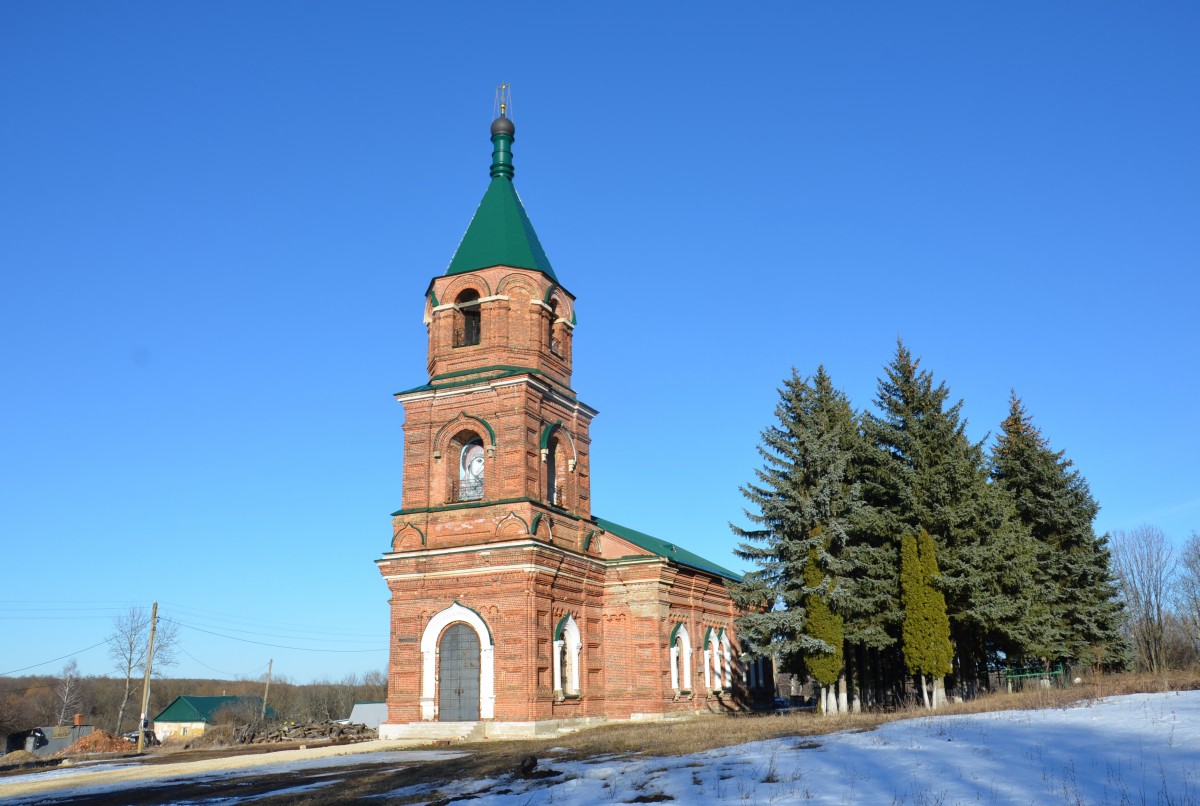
[461, 412, 496, 445]
[539, 420, 563, 450]
[394, 365, 577, 399]
[554, 612, 574, 640]
[530, 512, 544, 536]
[390, 497, 591, 519]
[428, 289, 439, 308]
[453, 600, 494, 643]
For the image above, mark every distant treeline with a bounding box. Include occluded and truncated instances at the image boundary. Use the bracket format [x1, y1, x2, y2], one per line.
[0, 671, 386, 735]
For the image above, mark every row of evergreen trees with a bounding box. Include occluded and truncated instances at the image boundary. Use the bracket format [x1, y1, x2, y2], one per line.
[728, 341, 1127, 712]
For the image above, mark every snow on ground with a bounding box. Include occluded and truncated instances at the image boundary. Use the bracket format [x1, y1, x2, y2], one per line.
[3, 693, 1197, 804]
[399, 692, 1200, 805]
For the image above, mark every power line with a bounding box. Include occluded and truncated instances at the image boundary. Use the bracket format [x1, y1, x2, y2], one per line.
[177, 647, 270, 678]
[159, 616, 382, 644]
[172, 621, 385, 653]
[0, 640, 108, 676]
[160, 601, 383, 639]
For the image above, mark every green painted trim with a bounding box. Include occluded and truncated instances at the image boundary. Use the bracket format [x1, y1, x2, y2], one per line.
[554, 612, 574, 640]
[452, 600, 494, 644]
[391, 497, 595, 518]
[539, 420, 563, 450]
[570, 310, 577, 326]
[530, 512, 544, 535]
[670, 622, 684, 644]
[582, 529, 597, 551]
[395, 365, 578, 399]
[543, 284, 559, 304]
[396, 521, 426, 547]
[461, 412, 496, 445]
[428, 289, 439, 308]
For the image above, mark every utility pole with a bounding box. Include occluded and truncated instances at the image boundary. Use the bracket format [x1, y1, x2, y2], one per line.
[261, 659, 273, 720]
[136, 601, 159, 753]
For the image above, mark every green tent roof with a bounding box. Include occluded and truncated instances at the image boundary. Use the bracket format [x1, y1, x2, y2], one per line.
[595, 517, 741, 582]
[445, 116, 557, 280]
[153, 695, 274, 723]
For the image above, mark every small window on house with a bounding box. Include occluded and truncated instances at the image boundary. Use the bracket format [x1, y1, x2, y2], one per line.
[454, 290, 481, 347]
[458, 438, 485, 500]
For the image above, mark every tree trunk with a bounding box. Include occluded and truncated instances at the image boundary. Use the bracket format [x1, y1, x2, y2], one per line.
[837, 671, 849, 713]
[850, 644, 862, 713]
[919, 674, 930, 709]
[115, 675, 136, 734]
[932, 676, 945, 709]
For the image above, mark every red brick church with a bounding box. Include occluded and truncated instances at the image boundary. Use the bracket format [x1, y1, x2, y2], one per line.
[376, 102, 770, 738]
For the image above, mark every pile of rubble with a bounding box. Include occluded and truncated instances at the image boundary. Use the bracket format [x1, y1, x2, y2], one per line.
[232, 721, 376, 745]
[0, 750, 38, 768]
[56, 731, 133, 756]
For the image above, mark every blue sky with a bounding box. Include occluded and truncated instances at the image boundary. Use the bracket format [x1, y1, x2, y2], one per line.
[2, 2, 1197, 685]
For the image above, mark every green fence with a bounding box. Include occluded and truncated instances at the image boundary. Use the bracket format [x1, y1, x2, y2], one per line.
[1000, 663, 1066, 691]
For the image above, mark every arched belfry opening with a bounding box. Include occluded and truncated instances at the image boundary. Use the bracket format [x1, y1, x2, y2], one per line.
[546, 435, 560, 505]
[454, 289, 481, 347]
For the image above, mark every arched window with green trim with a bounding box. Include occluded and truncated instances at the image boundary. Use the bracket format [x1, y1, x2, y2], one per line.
[670, 623, 692, 694]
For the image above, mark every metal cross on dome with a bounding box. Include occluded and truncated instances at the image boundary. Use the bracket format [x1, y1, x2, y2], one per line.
[494, 82, 512, 120]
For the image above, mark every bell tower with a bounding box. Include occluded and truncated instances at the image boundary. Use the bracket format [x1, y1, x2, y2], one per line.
[393, 102, 595, 538]
[378, 97, 604, 726]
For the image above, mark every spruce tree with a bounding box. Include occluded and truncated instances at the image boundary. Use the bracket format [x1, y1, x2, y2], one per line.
[728, 366, 861, 683]
[860, 341, 1035, 695]
[991, 394, 1128, 669]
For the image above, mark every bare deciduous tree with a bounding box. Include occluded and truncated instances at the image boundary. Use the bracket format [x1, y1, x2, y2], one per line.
[1111, 525, 1177, 675]
[106, 606, 179, 734]
[55, 660, 83, 726]
[1179, 531, 1200, 656]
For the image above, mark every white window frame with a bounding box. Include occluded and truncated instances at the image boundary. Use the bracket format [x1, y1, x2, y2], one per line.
[553, 613, 581, 698]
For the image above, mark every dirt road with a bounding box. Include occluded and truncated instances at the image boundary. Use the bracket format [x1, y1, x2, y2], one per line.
[0, 741, 466, 804]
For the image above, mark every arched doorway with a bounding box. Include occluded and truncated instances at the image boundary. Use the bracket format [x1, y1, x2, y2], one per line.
[438, 624, 480, 721]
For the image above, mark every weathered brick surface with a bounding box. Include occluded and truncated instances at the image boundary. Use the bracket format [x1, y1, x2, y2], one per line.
[379, 264, 762, 726]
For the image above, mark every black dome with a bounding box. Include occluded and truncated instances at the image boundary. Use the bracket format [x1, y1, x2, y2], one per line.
[490, 115, 515, 136]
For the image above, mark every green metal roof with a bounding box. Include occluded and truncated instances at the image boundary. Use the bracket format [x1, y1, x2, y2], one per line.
[594, 517, 742, 582]
[152, 695, 274, 723]
[445, 117, 557, 280]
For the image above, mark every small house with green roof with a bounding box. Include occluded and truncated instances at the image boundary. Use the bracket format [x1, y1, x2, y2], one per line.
[376, 90, 771, 739]
[152, 695, 273, 742]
